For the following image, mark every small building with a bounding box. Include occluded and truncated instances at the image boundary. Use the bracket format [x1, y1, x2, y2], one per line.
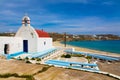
[0, 15, 53, 55]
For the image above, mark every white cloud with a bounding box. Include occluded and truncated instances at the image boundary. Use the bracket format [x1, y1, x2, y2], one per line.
[102, 1, 114, 5]
[0, 10, 17, 16]
[45, 0, 90, 4]
[44, 16, 120, 34]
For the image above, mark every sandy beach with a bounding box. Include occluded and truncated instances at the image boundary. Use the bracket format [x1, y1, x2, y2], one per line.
[53, 41, 120, 57]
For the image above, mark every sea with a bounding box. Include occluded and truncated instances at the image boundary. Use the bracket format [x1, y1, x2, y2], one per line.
[64, 40, 120, 54]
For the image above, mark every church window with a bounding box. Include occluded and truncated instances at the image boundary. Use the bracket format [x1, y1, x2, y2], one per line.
[44, 41, 46, 45]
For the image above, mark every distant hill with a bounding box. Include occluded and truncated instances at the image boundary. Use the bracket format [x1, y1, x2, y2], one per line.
[0, 32, 120, 41]
[0, 33, 15, 36]
[49, 33, 120, 41]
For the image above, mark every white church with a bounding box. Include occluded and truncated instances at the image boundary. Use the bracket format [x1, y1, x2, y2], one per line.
[0, 15, 53, 56]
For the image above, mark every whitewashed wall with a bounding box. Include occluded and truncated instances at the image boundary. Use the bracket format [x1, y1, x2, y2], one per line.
[37, 38, 53, 52]
[15, 25, 38, 39]
[15, 25, 38, 53]
[0, 37, 23, 55]
[27, 38, 37, 53]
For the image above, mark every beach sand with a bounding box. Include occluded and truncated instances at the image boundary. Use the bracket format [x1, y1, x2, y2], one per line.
[53, 41, 120, 57]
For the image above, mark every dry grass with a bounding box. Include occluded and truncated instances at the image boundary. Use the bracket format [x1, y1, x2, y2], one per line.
[0, 77, 26, 80]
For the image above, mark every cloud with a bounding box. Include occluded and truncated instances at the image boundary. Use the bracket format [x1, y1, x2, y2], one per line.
[0, 0, 120, 35]
[43, 0, 90, 4]
[0, 10, 17, 16]
[102, 1, 114, 5]
[42, 16, 120, 34]
[0, 0, 29, 8]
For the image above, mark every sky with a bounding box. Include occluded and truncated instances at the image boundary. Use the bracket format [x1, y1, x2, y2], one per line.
[0, 0, 120, 35]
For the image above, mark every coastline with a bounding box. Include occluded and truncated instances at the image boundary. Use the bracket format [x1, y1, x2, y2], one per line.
[53, 41, 120, 57]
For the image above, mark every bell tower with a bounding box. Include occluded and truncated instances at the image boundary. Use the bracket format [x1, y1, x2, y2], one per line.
[22, 15, 30, 26]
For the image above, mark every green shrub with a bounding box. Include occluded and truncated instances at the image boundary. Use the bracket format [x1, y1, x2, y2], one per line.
[85, 56, 92, 59]
[0, 73, 18, 78]
[36, 63, 40, 65]
[25, 57, 29, 60]
[36, 58, 41, 61]
[31, 58, 35, 60]
[65, 54, 71, 58]
[71, 54, 84, 57]
[61, 54, 71, 58]
[21, 75, 34, 80]
[61, 54, 65, 57]
[85, 56, 92, 63]
[26, 60, 31, 63]
[18, 56, 22, 60]
[0, 73, 35, 80]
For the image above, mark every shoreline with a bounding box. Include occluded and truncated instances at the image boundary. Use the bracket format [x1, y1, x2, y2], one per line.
[53, 41, 120, 57]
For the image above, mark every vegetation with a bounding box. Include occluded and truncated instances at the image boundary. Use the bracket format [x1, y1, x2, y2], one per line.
[0, 73, 18, 78]
[61, 54, 93, 63]
[61, 54, 71, 58]
[25, 57, 29, 60]
[85, 56, 92, 59]
[0, 66, 51, 80]
[0, 33, 15, 36]
[61, 54, 85, 58]
[31, 58, 35, 60]
[85, 56, 92, 63]
[21, 75, 34, 80]
[26, 60, 31, 63]
[71, 54, 84, 57]
[33, 66, 51, 75]
[0, 73, 34, 80]
[18, 56, 22, 60]
[36, 58, 41, 61]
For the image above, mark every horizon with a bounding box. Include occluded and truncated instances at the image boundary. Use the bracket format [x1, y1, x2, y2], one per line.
[0, 0, 120, 35]
[0, 32, 120, 37]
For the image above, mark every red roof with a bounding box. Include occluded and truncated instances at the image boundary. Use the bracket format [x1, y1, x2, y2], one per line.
[35, 29, 50, 37]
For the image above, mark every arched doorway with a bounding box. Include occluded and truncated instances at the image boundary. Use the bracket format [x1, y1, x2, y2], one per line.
[23, 40, 28, 52]
[4, 44, 10, 54]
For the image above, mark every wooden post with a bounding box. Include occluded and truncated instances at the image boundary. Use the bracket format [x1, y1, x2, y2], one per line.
[64, 32, 67, 47]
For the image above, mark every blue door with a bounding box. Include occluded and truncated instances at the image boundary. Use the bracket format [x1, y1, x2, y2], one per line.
[23, 40, 28, 52]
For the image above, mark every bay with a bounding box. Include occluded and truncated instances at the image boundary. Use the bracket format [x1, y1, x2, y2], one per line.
[65, 40, 120, 54]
